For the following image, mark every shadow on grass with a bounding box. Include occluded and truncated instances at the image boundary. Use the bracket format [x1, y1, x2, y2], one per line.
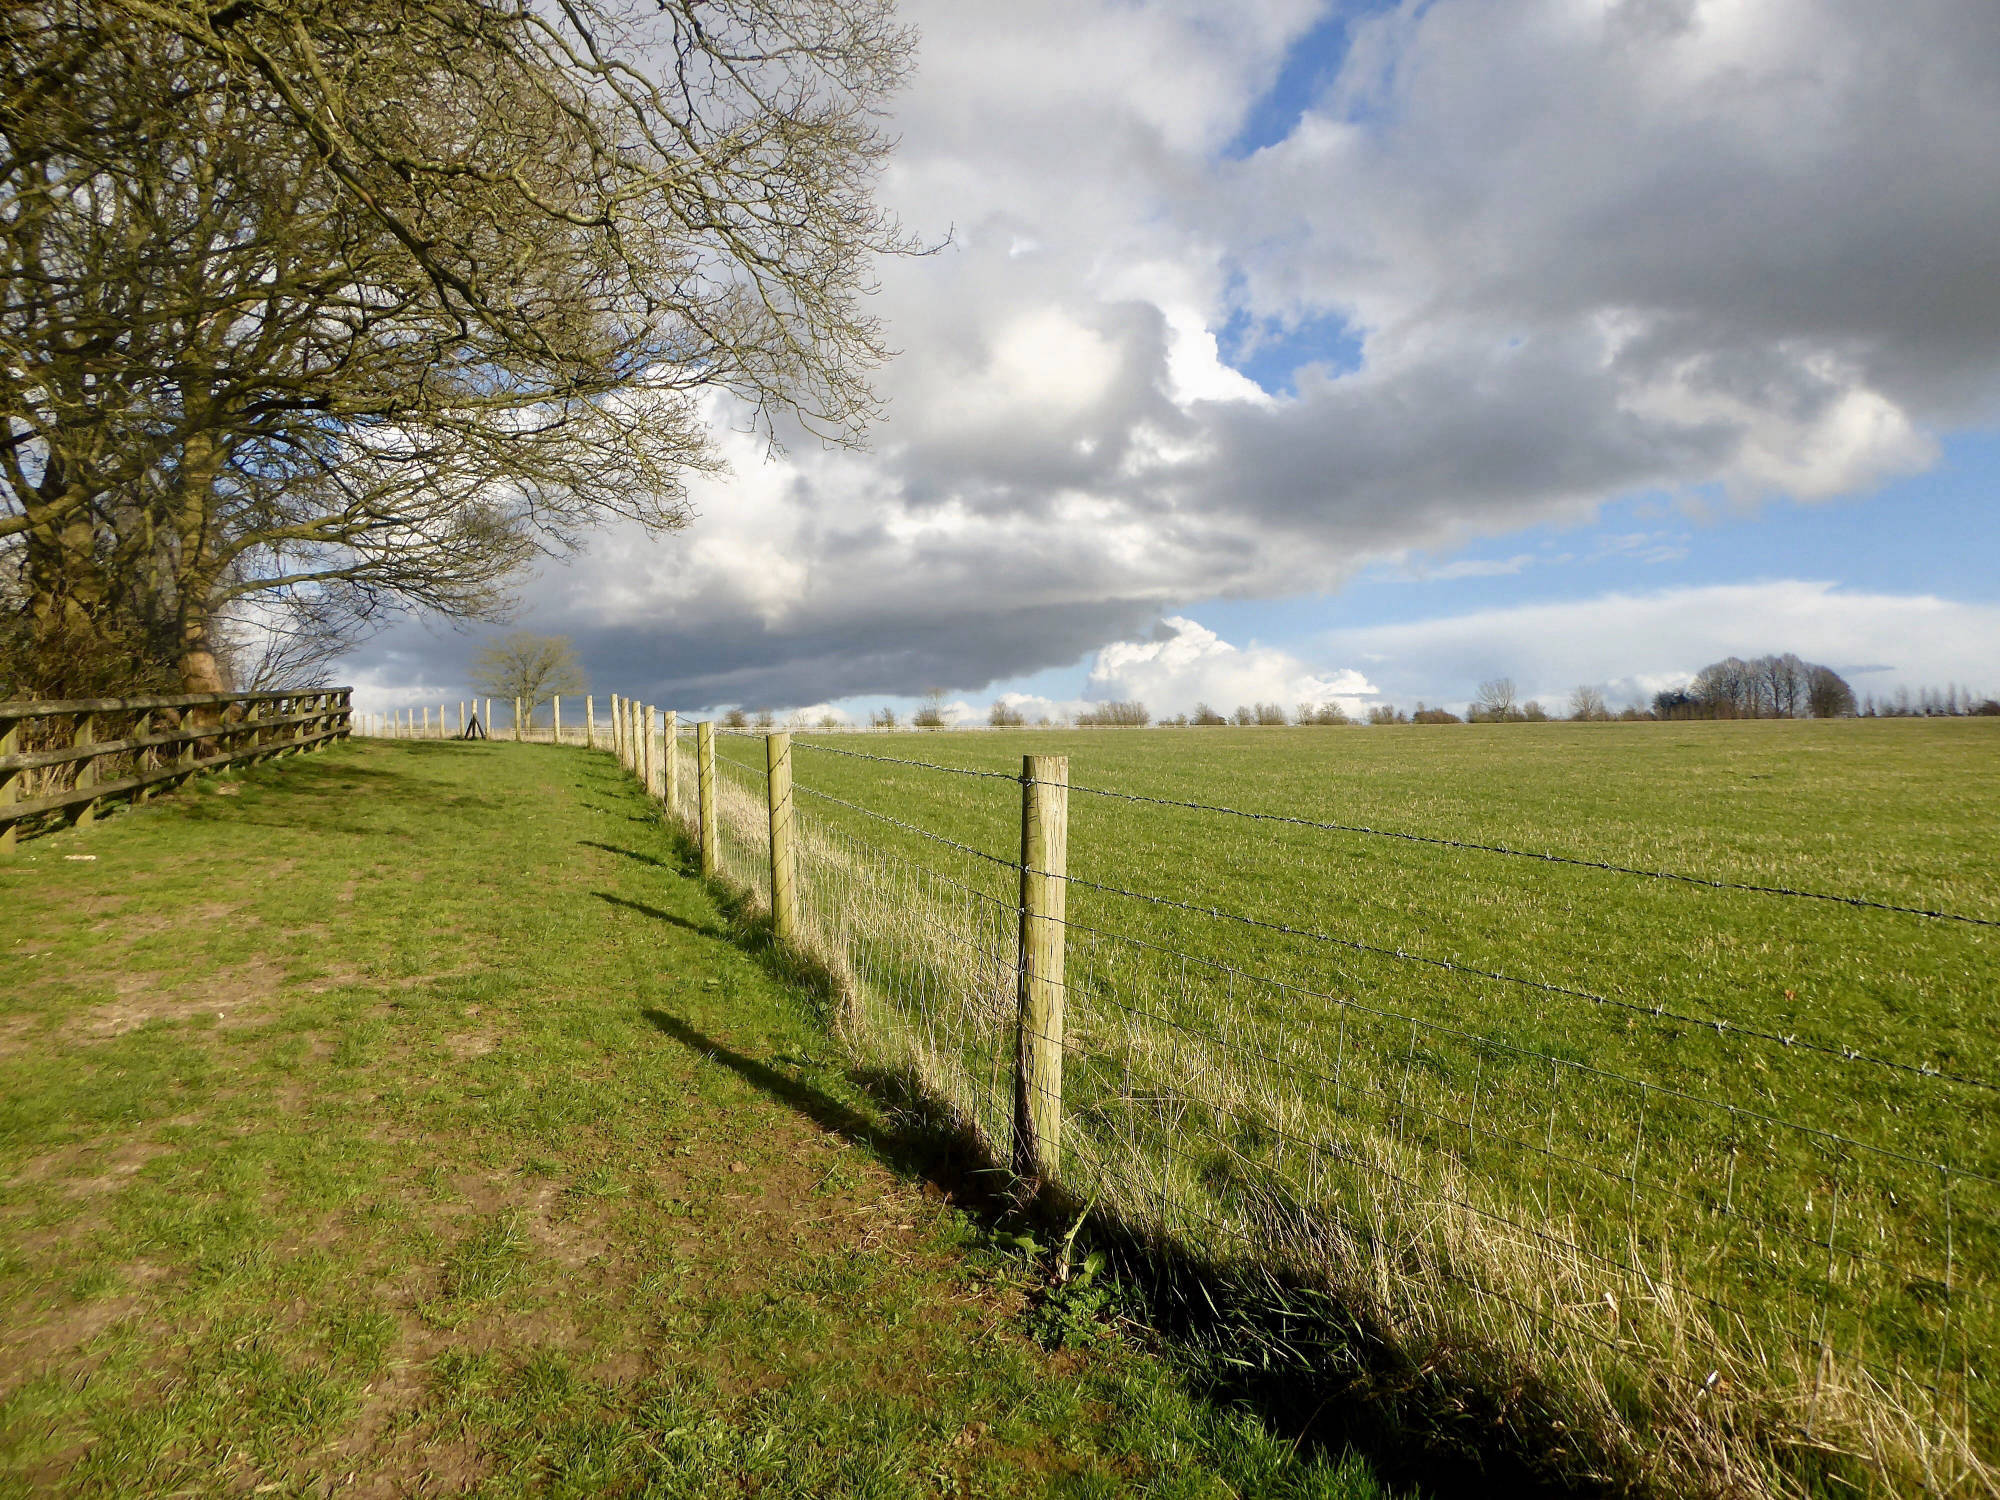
[578, 840, 681, 872]
[592, 893, 726, 940]
[635, 1007, 1574, 1500]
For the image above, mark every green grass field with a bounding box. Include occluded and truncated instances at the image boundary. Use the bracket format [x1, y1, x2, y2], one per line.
[0, 739, 1401, 1499]
[688, 718, 1999, 1497]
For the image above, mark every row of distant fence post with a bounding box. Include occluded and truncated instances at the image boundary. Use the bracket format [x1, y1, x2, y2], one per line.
[589, 692, 1071, 1185]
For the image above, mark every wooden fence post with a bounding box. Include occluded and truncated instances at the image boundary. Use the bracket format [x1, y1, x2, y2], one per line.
[0, 715, 18, 855]
[767, 731, 795, 942]
[73, 714, 99, 827]
[1013, 754, 1069, 1185]
[697, 721, 717, 878]
[664, 711, 679, 814]
[587, 696, 596, 750]
[641, 705, 655, 798]
[615, 694, 627, 767]
[553, 696, 562, 745]
[458, 701, 466, 738]
[514, 698, 523, 742]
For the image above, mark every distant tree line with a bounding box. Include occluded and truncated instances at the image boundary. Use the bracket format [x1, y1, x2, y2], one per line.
[718, 657, 1997, 732]
[1650, 654, 1856, 719]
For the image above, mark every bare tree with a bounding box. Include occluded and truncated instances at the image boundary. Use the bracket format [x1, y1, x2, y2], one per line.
[987, 700, 1027, 727]
[1077, 700, 1150, 727]
[470, 632, 587, 721]
[1191, 702, 1227, 725]
[1568, 685, 1609, 721]
[1471, 677, 1520, 722]
[912, 691, 949, 729]
[1298, 701, 1350, 725]
[1692, 657, 1758, 717]
[3, 0, 918, 694]
[1806, 665, 1857, 718]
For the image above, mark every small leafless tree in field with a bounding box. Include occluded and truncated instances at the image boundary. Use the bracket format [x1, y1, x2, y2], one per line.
[1471, 677, 1521, 722]
[1568, 685, 1610, 721]
[470, 633, 588, 723]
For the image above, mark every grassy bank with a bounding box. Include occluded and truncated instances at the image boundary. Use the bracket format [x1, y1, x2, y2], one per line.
[0, 738, 1399, 1498]
[684, 719, 1998, 1496]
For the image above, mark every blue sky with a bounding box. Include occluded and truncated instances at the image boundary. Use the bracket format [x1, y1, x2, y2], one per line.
[346, 0, 2000, 722]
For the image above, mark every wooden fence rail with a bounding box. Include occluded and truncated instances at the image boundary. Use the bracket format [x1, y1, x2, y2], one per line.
[0, 687, 352, 852]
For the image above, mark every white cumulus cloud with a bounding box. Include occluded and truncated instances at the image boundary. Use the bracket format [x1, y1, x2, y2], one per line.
[1317, 581, 2000, 710]
[1085, 616, 1377, 717]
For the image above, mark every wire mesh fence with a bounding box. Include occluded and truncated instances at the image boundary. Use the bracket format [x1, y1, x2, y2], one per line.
[595, 715, 1994, 1496]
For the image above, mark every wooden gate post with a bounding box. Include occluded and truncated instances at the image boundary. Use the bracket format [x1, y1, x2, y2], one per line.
[697, 721, 717, 878]
[767, 731, 795, 941]
[1013, 754, 1069, 1184]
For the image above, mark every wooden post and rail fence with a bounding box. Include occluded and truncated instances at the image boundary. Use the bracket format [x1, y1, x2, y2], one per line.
[0, 687, 352, 853]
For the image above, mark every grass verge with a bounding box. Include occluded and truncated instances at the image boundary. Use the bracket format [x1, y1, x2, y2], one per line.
[0, 738, 1402, 1499]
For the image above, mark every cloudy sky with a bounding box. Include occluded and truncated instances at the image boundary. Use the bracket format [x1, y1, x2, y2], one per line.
[348, 0, 2000, 722]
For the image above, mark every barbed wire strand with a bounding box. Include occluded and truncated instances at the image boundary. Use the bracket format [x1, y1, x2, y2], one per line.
[780, 770, 1993, 1097]
[783, 791, 1989, 1192]
[1050, 864, 1997, 1095]
[782, 734, 1999, 929]
[1046, 777, 2000, 931]
[793, 738, 1023, 782]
